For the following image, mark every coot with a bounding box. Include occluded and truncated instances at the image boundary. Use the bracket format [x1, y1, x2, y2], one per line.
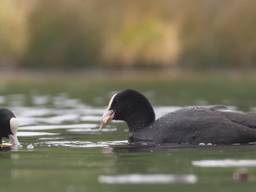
[0, 108, 20, 147]
[100, 89, 256, 145]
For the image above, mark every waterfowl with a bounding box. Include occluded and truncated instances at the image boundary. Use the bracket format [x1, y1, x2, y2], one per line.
[0, 108, 20, 148]
[100, 89, 256, 145]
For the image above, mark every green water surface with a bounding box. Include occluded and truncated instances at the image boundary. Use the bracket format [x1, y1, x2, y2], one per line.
[0, 73, 256, 192]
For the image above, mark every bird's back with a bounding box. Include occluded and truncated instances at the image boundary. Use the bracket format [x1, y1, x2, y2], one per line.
[135, 107, 256, 144]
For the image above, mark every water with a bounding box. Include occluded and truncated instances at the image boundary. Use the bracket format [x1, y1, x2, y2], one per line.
[1, 92, 256, 192]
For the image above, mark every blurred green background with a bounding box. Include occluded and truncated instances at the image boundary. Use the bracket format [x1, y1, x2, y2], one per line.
[1, 0, 256, 70]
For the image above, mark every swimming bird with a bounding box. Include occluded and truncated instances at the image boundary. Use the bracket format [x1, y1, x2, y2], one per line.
[100, 89, 256, 145]
[0, 108, 20, 147]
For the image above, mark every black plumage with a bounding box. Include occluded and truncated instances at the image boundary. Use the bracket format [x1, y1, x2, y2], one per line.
[0, 108, 16, 144]
[101, 89, 256, 145]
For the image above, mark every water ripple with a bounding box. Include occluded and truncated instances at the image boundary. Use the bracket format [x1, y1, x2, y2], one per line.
[18, 132, 59, 137]
[98, 174, 198, 184]
[19, 124, 98, 130]
[192, 159, 256, 167]
[37, 140, 128, 148]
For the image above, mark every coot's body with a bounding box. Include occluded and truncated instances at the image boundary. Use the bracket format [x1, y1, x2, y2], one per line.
[100, 89, 256, 145]
[134, 108, 256, 144]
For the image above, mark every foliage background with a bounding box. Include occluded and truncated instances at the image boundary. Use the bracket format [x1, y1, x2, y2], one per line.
[1, 0, 256, 70]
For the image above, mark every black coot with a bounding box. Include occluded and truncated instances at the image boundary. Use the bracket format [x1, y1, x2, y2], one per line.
[100, 89, 256, 145]
[0, 108, 20, 147]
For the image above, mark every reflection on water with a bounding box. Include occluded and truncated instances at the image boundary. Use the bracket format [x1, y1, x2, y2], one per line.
[37, 140, 128, 148]
[19, 124, 99, 130]
[192, 159, 256, 167]
[5, 94, 192, 149]
[98, 174, 198, 184]
[18, 132, 59, 137]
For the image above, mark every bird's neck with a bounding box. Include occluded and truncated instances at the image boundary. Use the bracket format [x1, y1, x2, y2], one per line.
[126, 110, 155, 133]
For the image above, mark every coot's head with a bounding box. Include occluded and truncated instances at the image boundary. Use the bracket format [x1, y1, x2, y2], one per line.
[100, 89, 155, 132]
[0, 109, 20, 147]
